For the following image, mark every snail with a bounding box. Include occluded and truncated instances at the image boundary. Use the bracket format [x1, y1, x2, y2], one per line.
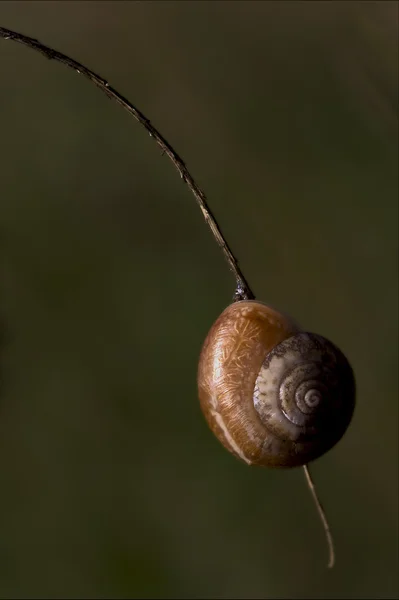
[198, 300, 355, 468]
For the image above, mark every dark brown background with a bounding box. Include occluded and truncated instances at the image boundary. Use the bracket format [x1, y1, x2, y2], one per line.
[0, 1, 397, 598]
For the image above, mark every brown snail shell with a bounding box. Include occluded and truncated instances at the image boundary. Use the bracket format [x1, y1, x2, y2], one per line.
[198, 301, 355, 467]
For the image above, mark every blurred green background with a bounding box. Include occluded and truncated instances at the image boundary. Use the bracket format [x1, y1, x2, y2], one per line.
[0, 1, 397, 598]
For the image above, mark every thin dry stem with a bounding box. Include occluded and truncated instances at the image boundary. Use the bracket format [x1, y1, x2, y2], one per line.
[303, 464, 335, 568]
[1, 24, 335, 567]
[0, 26, 254, 302]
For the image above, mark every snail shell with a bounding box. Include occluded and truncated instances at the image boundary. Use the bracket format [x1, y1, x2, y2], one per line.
[198, 301, 355, 467]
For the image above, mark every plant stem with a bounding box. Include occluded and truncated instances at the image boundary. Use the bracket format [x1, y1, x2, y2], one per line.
[303, 464, 335, 568]
[0, 26, 254, 302]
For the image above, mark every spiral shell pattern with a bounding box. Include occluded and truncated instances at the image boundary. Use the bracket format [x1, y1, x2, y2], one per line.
[253, 332, 355, 466]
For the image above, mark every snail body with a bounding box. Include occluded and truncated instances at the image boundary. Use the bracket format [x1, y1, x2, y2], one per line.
[198, 301, 355, 467]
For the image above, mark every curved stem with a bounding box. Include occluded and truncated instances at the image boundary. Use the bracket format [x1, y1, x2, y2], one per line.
[0, 26, 254, 302]
[0, 25, 334, 566]
[303, 464, 335, 568]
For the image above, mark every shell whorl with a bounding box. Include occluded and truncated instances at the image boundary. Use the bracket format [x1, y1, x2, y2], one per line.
[253, 332, 355, 466]
[198, 301, 355, 468]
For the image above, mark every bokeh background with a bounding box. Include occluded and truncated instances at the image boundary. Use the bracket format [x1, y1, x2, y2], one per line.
[0, 1, 397, 598]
